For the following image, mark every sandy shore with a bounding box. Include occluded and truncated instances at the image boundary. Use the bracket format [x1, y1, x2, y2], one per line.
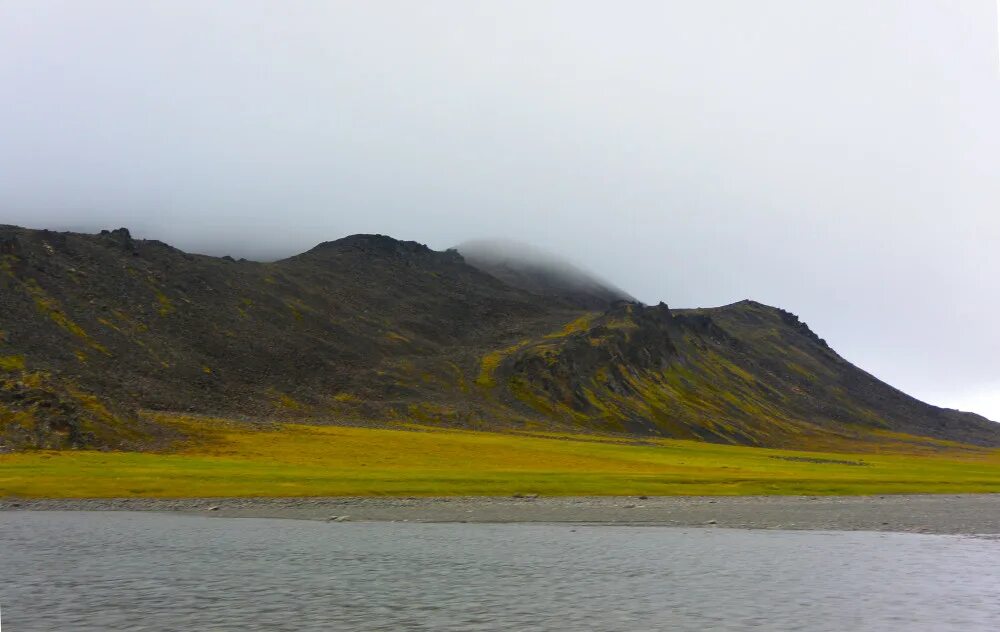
[3, 494, 999, 534]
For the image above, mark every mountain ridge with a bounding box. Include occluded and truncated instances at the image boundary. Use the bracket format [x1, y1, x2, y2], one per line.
[1, 224, 996, 451]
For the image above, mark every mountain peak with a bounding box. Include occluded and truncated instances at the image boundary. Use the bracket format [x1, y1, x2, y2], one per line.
[309, 233, 431, 255]
[284, 234, 457, 265]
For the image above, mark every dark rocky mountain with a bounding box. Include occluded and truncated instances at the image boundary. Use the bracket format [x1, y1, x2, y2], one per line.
[1, 225, 996, 451]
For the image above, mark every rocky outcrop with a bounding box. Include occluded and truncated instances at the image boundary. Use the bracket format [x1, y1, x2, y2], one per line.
[0, 368, 169, 451]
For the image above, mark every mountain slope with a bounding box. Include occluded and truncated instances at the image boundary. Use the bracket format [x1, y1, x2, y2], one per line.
[1, 225, 996, 450]
[0, 227, 579, 446]
[494, 301, 999, 447]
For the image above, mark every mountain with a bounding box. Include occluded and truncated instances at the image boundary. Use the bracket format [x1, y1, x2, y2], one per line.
[456, 239, 635, 309]
[1, 225, 996, 451]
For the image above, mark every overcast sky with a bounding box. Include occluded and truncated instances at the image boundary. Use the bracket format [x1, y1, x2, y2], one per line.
[1, 1, 998, 420]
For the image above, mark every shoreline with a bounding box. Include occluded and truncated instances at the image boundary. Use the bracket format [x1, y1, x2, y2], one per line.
[3, 494, 999, 534]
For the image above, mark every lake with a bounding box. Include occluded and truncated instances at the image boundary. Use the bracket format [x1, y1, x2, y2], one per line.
[1, 512, 997, 631]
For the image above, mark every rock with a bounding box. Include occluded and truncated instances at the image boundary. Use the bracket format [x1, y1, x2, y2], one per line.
[327, 515, 350, 522]
[706, 519, 717, 525]
[206, 506, 220, 511]
[101, 227, 135, 250]
[0, 235, 20, 255]
[623, 504, 636, 509]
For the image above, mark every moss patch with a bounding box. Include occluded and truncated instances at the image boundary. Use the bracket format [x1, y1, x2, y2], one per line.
[0, 355, 26, 372]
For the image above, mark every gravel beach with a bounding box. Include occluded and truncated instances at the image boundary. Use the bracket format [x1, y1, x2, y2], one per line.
[3, 494, 998, 534]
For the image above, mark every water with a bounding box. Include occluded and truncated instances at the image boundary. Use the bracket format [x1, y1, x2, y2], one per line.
[1, 512, 998, 631]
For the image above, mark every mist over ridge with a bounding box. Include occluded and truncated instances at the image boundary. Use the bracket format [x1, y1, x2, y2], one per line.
[457, 238, 637, 310]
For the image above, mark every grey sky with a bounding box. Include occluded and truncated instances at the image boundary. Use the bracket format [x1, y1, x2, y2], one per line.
[1, 1, 998, 419]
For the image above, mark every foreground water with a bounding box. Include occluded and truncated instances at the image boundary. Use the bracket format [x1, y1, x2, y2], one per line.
[1, 512, 998, 631]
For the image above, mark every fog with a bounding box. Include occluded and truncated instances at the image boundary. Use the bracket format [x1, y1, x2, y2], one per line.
[457, 238, 636, 304]
[1, 1, 997, 419]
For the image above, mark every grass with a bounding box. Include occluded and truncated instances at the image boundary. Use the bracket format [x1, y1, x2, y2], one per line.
[2, 419, 1000, 498]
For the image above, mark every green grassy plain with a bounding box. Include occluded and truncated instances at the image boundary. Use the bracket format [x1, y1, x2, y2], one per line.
[2, 418, 1000, 498]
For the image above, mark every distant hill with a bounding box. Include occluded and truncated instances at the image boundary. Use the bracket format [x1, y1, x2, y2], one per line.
[1, 225, 996, 450]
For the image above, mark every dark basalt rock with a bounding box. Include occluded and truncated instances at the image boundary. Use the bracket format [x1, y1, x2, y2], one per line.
[0, 234, 20, 255]
[100, 227, 135, 250]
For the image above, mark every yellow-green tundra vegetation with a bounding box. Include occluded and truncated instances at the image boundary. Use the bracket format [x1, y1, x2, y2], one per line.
[2, 414, 1000, 498]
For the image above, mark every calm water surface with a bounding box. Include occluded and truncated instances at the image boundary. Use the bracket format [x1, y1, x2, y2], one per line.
[1, 512, 998, 631]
